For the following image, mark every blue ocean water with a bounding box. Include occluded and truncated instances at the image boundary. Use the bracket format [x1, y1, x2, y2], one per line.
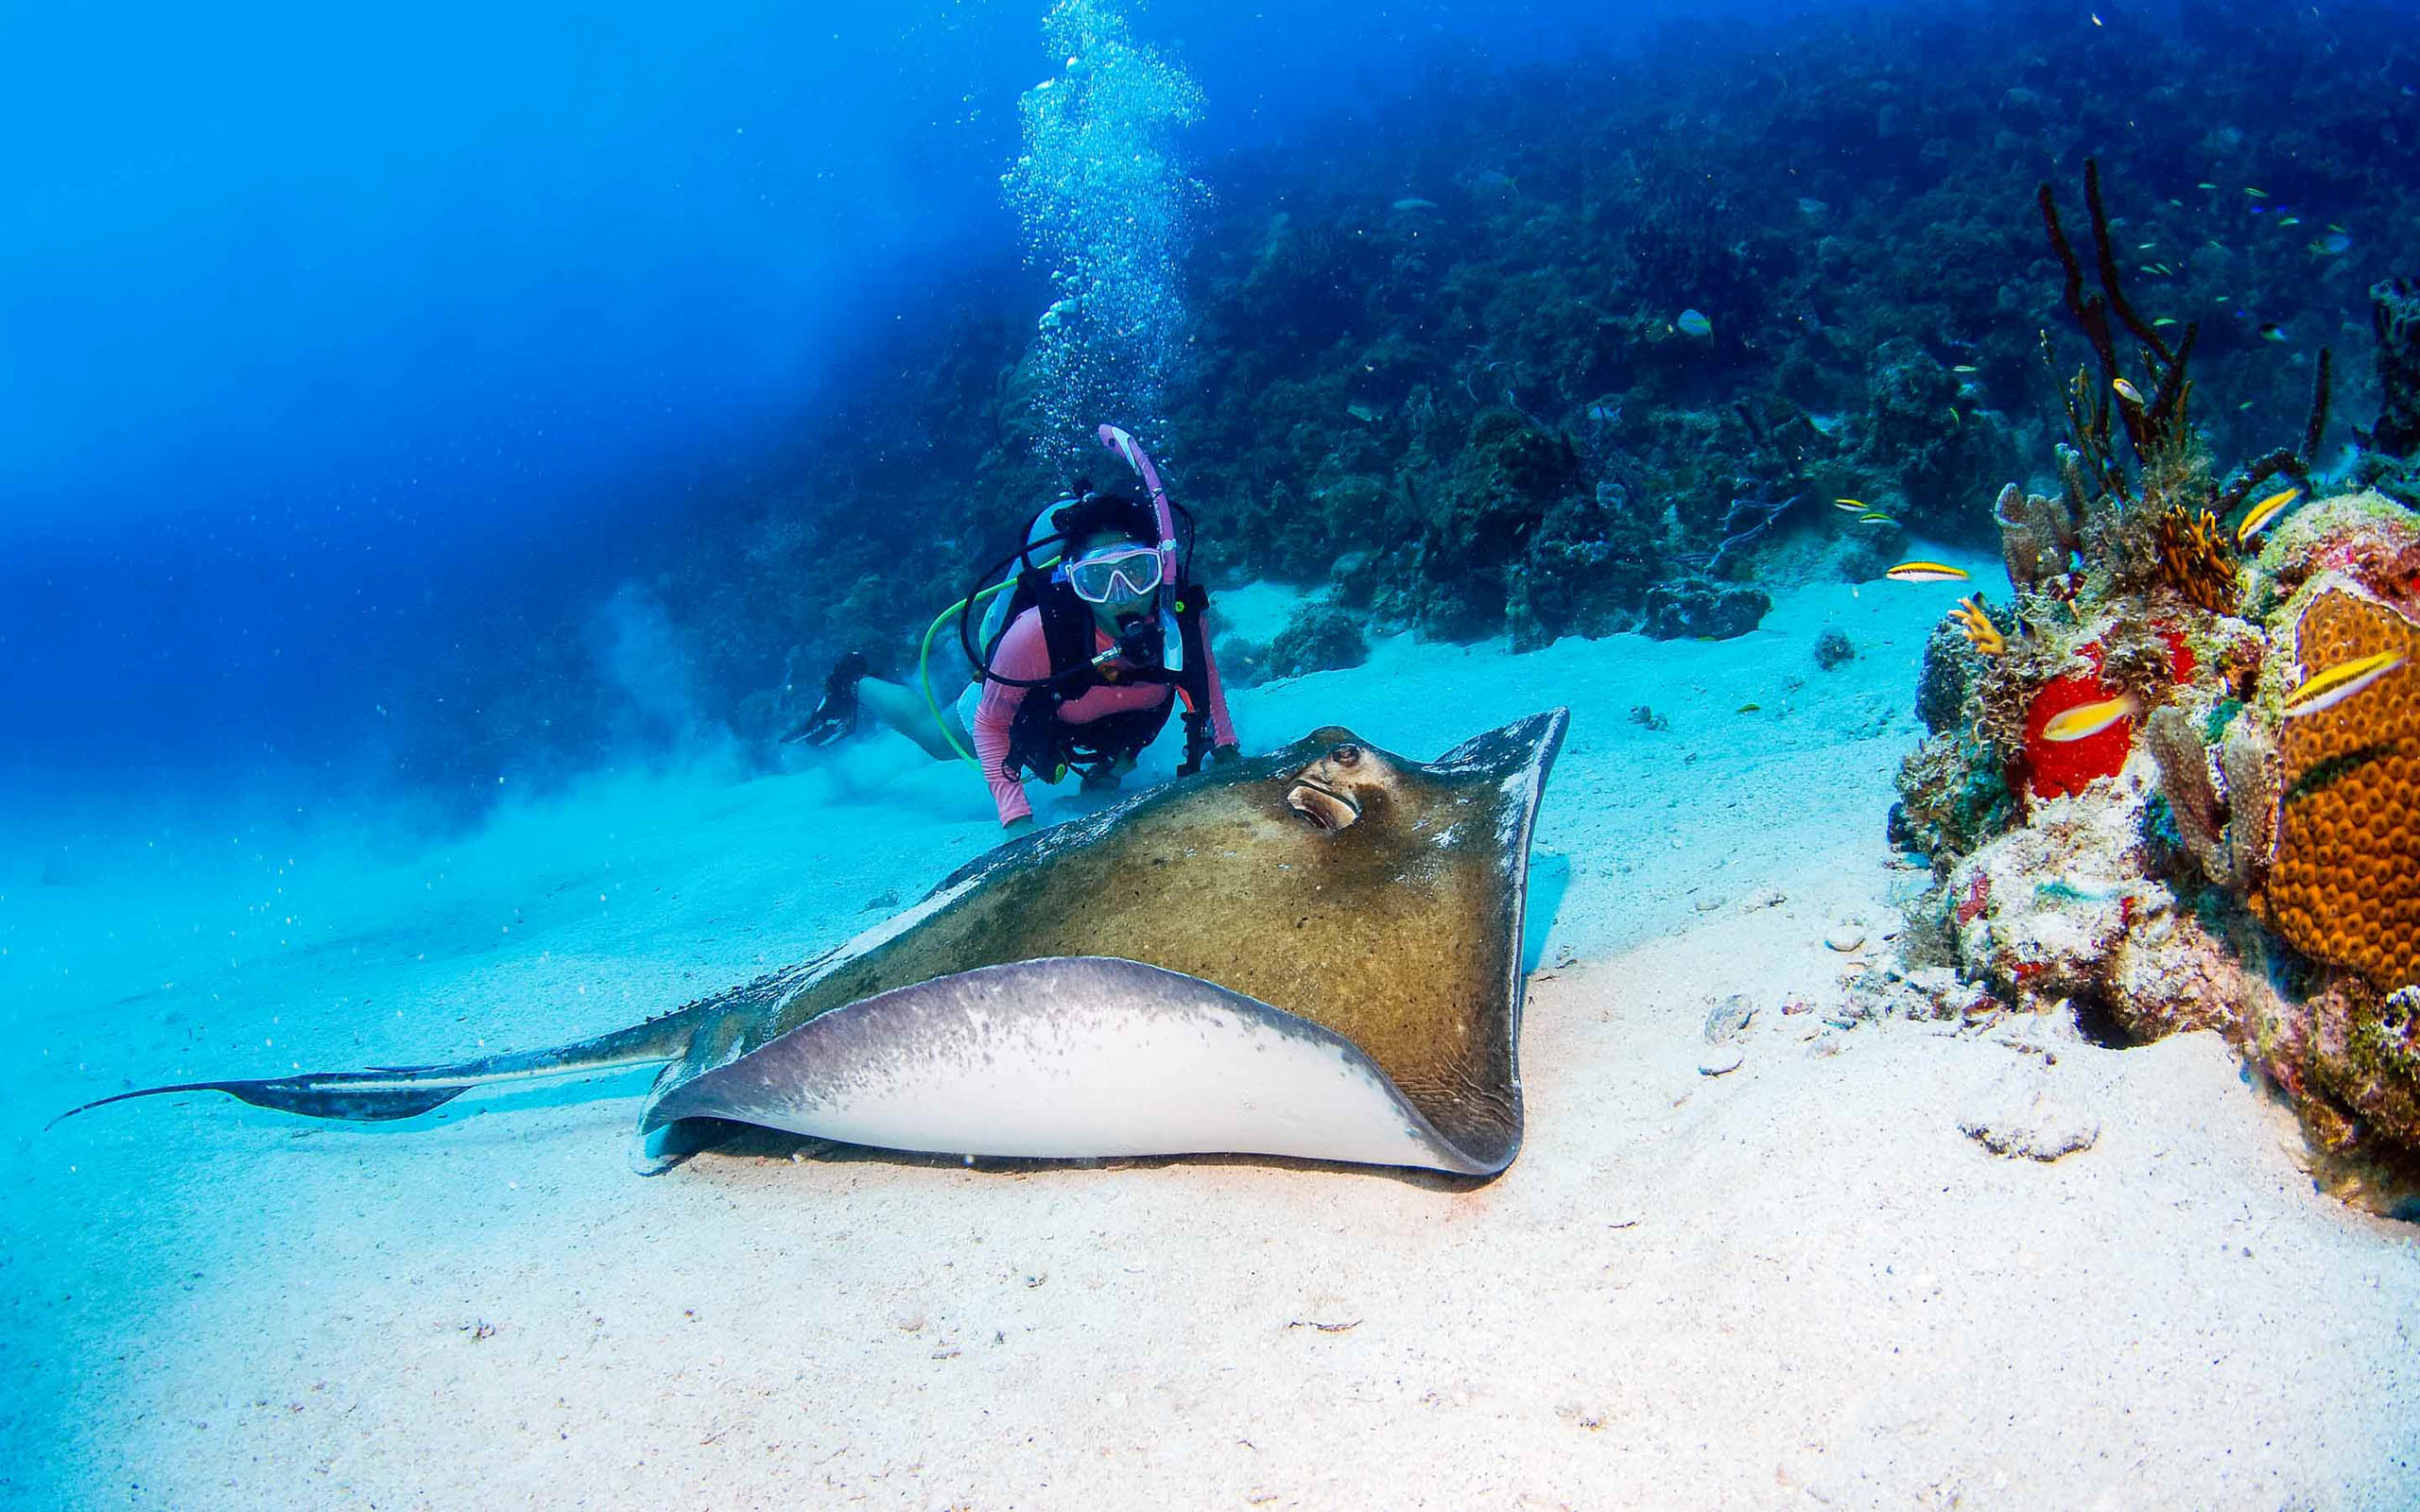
[0, 0, 1634, 808]
[10, 0, 2420, 1503]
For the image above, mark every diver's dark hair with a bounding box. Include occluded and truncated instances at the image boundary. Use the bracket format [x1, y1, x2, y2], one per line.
[1050, 486, 1157, 548]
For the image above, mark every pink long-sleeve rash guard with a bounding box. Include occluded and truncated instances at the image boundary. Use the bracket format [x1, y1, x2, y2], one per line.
[971, 606, 1238, 826]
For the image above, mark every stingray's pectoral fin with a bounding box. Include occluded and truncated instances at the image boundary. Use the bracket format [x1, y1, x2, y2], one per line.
[49, 1067, 477, 1129]
[628, 1056, 747, 1176]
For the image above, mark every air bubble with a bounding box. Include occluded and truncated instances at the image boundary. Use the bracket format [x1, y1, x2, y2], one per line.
[1002, 1, 1203, 471]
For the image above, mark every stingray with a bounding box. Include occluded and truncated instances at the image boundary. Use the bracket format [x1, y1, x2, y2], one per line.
[56, 711, 1568, 1177]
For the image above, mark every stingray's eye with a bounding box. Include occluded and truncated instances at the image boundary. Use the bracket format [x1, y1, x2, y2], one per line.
[1328, 742, 1362, 768]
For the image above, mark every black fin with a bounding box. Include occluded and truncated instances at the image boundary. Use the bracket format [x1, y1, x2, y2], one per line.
[49, 1070, 475, 1129]
[49, 990, 734, 1134]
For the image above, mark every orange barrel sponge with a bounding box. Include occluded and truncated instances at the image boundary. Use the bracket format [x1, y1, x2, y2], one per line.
[2259, 588, 2420, 987]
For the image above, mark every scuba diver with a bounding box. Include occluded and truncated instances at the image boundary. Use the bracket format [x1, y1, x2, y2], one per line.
[787, 426, 1240, 833]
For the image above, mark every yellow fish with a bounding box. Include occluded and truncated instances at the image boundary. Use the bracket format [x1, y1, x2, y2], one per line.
[1833, 498, 1869, 513]
[2152, 318, 2179, 328]
[1886, 560, 1970, 584]
[2245, 186, 2270, 198]
[2235, 487, 2301, 545]
[1952, 364, 1979, 373]
[1858, 512, 1896, 524]
[2282, 651, 2409, 719]
[2112, 377, 2145, 405]
[2041, 693, 2140, 744]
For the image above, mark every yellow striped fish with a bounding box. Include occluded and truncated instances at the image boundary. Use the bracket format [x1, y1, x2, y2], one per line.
[2041, 693, 2139, 743]
[1858, 512, 1896, 524]
[2112, 377, 2145, 405]
[1833, 497, 1869, 513]
[2281, 651, 2408, 719]
[2235, 487, 2301, 546]
[1886, 560, 1971, 584]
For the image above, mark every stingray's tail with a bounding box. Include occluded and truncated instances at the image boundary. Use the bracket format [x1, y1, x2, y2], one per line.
[47, 997, 721, 1131]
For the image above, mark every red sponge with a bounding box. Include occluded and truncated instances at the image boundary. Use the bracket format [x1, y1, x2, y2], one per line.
[2023, 670, 2133, 798]
[2019, 628, 2194, 799]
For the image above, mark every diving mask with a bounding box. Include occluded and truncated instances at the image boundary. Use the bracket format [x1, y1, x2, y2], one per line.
[1063, 544, 1164, 605]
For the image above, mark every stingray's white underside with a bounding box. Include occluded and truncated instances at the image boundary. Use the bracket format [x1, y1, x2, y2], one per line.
[640, 956, 1482, 1173]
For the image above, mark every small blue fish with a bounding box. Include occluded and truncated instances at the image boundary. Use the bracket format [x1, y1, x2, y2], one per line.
[1676, 308, 1714, 338]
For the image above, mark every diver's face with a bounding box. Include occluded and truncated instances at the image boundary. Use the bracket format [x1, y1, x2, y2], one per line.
[1075, 531, 1159, 622]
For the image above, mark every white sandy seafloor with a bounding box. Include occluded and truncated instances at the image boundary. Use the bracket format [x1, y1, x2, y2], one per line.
[10, 551, 2420, 1509]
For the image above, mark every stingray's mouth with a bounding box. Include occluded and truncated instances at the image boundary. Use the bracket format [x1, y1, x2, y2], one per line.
[1285, 776, 1361, 833]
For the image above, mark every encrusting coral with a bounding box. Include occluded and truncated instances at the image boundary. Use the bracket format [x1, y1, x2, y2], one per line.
[1890, 160, 2420, 1211]
[2257, 584, 2420, 989]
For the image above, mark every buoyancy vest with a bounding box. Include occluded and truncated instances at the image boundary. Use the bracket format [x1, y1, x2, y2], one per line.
[992, 570, 1218, 783]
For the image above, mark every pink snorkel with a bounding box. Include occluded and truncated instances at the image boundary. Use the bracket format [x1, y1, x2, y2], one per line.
[1097, 421, 1180, 609]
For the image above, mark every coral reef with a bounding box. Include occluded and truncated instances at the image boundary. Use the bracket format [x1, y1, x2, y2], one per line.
[1892, 162, 2420, 1207]
[2364, 277, 2420, 457]
[1259, 604, 1373, 680]
[1400, 409, 1589, 642]
[1640, 577, 1772, 642]
[1992, 482, 2076, 594]
[2352, 276, 2420, 508]
[1851, 339, 2020, 540]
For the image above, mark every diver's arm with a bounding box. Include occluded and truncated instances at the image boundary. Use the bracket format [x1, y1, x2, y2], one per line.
[971, 610, 1046, 826]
